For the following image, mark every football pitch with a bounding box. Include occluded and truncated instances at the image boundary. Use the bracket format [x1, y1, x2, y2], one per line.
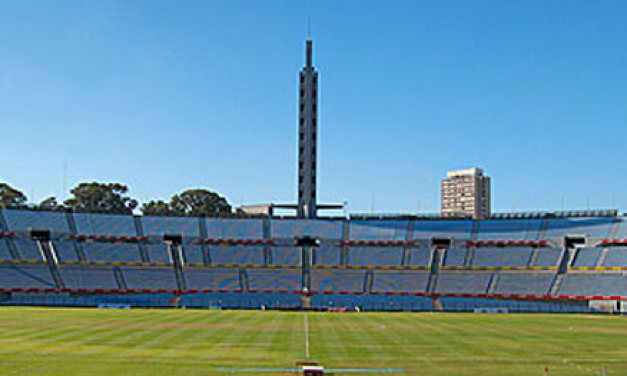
[0, 307, 626, 375]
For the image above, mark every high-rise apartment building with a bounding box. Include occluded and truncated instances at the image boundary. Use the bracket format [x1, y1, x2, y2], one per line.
[441, 168, 491, 219]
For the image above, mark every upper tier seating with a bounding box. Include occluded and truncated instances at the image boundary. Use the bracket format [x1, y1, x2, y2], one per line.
[53, 241, 79, 261]
[0, 239, 14, 259]
[271, 219, 342, 239]
[145, 245, 171, 264]
[248, 269, 301, 291]
[442, 249, 467, 266]
[13, 240, 44, 261]
[74, 213, 137, 236]
[602, 247, 627, 267]
[472, 247, 533, 267]
[313, 246, 341, 266]
[205, 219, 263, 239]
[559, 274, 627, 296]
[435, 272, 491, 294]
[493, 273, 555, 295]
[544, 217, 614, 239]
[372, 271, 429, 293]
[347, 247, 402, 267]
[572, 247, 603, 267]
[412, 220, 473, 240]
[534, 248, 562, 267]
[0, 264, 55, 288]
[82, 243, 142, 263]
[349, 221, 409, 241]
[182, 245, 205, 264]
[613, 219, 627, 239]
[476, 219, 543, 240]
[312, 270, 366, 292]
[3, 210, 69, 233]
[210, 246, 264, 265]
[408, 248, 432, 267]
[272, 248, 301, 266]
[142, 216, 200, 237]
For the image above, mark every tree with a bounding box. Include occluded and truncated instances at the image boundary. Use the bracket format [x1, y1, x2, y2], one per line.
[0, 183, 27, 208]
[64, 182, 138, 214]
[39, 196, 62, 211]
[169, 189, 231, 216]
[140, 200, 181, 216]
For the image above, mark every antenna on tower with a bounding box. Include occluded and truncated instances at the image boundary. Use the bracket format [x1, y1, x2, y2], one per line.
[307, 15, 312, 39]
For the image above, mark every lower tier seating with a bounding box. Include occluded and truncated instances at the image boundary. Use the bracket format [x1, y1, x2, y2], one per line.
[372, 271, 429, 293]
[119, 267, 178, 290]
[183, 267, 241, 290]
[312, 270, 366, 292]
[0, 264, 55, 288]
[558, 273, 627, 296]
[248, 269, 301, 291]
[59, 265, 118, 289]
[435, 272, 491, 294]
[493, 273, 555, 295]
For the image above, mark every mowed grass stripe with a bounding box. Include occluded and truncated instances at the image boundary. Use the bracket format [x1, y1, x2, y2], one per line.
[1, 308, 627, 376]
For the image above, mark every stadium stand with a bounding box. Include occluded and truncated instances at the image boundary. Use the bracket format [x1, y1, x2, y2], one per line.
[372, 271, 430, 293]
[1, 208, 626, 313]
[572, 247, 603, 267]
[183, 267, 241, 290]
[312, 270, 366, 292]
[272, 247, 301, 266]
[59, 265, 119, 289]
[601, 247, 627, 267]
[476, 219, 543, 240]
[435, 272, 492, 294]
[347, 247, 403, 266]
[248, 269, 301, 291]
[471, 247, 533, 267]
[442, 248, 467, 266]
[493, 273, 555, 295]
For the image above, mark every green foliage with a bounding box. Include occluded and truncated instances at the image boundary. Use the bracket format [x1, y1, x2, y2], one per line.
[141, 189, 231, 216]
[0, 183, 27, 208]
[170, 189, 231, 216]
[140, 200, 180, 216]
[38, 196, 62, 211]
[64, 182, 138, 214]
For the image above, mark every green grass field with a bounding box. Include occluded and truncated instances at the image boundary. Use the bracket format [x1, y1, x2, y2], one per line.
[0, 307, 626, 375]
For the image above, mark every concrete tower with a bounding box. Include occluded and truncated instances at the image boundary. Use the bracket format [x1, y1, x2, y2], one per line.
[297, 39, 318, 219]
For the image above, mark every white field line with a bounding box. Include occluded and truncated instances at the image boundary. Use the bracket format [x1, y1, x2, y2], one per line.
[304, 312, 310, 358]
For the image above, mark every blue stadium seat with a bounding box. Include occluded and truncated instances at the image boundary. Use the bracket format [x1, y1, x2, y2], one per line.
[142, 216, 200, 237]
[493, 273, 555, 295]
[472, 247, 533, 267]
[572, 247, 603, 267]
[210, 246, 264, 265]
[312, 270, 366, 292]
[0, 264, 55, 288]
[74, 213, 137, 236]
[347, 247, 402, 266]
[248, 269, 301, 291]
[3, 210, 69, 233]
[184, 267, 241, 290]
[372, 271, 429, 293]
[59, 265, 118, 289]
[82, 243, 142, 263]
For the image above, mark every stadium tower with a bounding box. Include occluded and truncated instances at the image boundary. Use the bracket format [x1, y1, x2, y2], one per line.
[297, 39, 318, 219]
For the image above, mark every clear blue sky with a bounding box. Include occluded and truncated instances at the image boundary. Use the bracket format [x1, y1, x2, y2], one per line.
[1, 0, 626, 214]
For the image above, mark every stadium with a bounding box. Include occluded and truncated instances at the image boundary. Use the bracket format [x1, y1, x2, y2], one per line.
[2, 3, 627, 375]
